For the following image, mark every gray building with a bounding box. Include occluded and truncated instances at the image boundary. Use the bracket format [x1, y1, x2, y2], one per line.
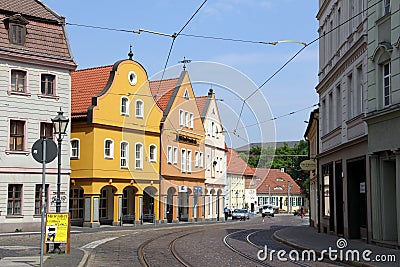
[316, 0, 370, 240]
[366, 0, 400, 246]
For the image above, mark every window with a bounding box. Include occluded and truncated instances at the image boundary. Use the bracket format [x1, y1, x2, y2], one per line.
[183, 89, 189, 99]
[35, 184, 49, 215]
[219, 158, 223, 172]
[187, 150, 192, 173]
[121, 97, 129, 115]
[41, 74, 55, 96]
[383, 0, 391, 15]
[70, 187, 84, 219]
[347, 73, 354, 118]
[135, 143, 143, 169]
[104, 139, 114, 159]
[211, 122, 215, 137]
[9, 24, 26, 45]
[11, 70, 26, 92]
[181, 149, 186, 173]
[7, 184, 22, 215]
[195, 151, 199, 167]
[167, 146, 172, 163]
[383, 62, 391, 107]
[336, 85, 341, 127]
[70, 139, 80, 159]
[120, 142, 128, 168]
[206, 154, 210, 170]
[179, 110, 184, 126]
[356, 66, 363, 114]
[10, 120, 25, 151]
[328, 93, 333, 131]
[136, 100, 144, 118]
[149, 145, 156, 162]
[199, 152, 204, 168]
[274, 186, 283, 190]
[185, 112, 189, 127]
[40, 122, 53, 139]
[173, 147, 178, 165]
[189, 113, 194, 129]
[323, 173, 330, 216]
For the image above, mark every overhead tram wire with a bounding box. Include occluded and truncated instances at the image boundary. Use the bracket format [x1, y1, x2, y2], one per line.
[231, 0, 383, 134]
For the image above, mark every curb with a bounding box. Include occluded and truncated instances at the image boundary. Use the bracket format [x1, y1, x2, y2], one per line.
[77, 249, 89, 267]
[272, 228, 376, 267]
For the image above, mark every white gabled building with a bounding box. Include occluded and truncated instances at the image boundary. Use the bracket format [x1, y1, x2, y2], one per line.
[0, 0, 76, 232]
[196, 89, 226, 221]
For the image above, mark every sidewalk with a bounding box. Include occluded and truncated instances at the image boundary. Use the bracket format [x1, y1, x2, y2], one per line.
[273, 225, 400, 266]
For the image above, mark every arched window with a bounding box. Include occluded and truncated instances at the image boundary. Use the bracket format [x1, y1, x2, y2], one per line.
[149, 144, 157, 162]
[121, 97, 129, 115]
[120, 141, 129, 168]
[135, 143, 143, 169]
[104, 139, 114, 159]
[70, 138, 80, 159]
[136, 100, 144, 118]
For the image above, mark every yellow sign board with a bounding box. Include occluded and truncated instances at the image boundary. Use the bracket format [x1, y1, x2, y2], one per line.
[45, 213, 69, 244]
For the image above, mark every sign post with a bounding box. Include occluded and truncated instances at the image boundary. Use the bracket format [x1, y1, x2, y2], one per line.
[32, 138, 58, 266]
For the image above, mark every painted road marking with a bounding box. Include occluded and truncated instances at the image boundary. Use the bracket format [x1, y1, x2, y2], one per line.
[81, 237, 118, 249]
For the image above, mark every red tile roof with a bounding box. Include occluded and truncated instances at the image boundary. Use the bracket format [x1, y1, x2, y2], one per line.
[254, 168, 301, 195]
[0, 0, 61, 22]
[226, 148, 254, 176]
[149, 78, 179, 111]
[71, 65, 113, 118]
[195, 96, 208, 115]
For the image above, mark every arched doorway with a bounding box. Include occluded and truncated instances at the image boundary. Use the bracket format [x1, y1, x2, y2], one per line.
[178, 188, 191, 222]
[122, 186, 137, 223]
[143, 186, 156, 222]
[99, 185, 115, 225]
[167, 187, 176, 223]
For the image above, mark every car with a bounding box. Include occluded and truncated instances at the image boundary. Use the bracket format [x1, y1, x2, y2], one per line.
[231, 209, 250, 220]
[262, 205, 274, 217]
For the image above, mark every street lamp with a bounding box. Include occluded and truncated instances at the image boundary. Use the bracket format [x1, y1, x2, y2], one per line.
[52, 109, 69, 213]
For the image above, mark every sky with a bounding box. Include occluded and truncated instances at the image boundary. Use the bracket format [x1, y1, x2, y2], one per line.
[44, 0, 320, 147]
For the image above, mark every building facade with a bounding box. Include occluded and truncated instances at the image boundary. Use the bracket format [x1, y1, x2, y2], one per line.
[70, 56, 162, 226]
[366, 0, 400, 245]
[304, 109, 319, 229]
[150, 71, 206, 222]
[0, 0, 76, 232]
[316, 0, 370, 239]
[255, 169, 303, 213]
[196, 89, 226, 221]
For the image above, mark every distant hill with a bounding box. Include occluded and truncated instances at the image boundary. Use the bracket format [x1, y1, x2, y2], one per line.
[235, 141, 300, 154]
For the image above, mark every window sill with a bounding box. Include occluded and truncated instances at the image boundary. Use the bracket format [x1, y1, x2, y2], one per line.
[5, 150, 29, 156]
[8, 91, 31, 97]
[135, 167, 143, 170]
[121, 113, 129, 117]
[37, 94, 59, 100]
[70, 157, 79, 160]
[150, 160, 156, 163]
[135, 116, 144, 119]
[120, 166, 129, 169]
[104, 157, 114, 160]
[6, 215, 24, 218]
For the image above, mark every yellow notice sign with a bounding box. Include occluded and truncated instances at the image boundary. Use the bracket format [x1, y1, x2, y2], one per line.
[45, 213, 69, 244]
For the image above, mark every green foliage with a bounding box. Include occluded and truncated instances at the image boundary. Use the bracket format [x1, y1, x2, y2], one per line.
[240, 140, 310, 196]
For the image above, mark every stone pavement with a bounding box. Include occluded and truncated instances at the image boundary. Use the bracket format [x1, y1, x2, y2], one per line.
[273, 224, 400, 267]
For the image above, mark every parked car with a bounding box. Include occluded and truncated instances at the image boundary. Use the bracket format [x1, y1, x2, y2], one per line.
[262, 205, 274, 217]
[231, 209, 250, 220]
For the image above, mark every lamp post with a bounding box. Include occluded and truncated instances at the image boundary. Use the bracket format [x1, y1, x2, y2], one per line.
[51, 109, 69, 213]
[235, 191, 238, 209]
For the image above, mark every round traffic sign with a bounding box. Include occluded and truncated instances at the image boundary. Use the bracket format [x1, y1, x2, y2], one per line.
[32, 138, 58, 163]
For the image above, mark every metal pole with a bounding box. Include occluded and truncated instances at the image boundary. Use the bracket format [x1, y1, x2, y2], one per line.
[56, 134, 61, 213]
[40, 138, 46, 267]
[288, 181, 291, 214]
[268, 185, 271, 205]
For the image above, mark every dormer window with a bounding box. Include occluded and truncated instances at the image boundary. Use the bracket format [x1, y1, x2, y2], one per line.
[274, 186, 283, 190]
[5, 14, 29, 46]
[183, 89, 189, 99]
[276, 178, 284, 182]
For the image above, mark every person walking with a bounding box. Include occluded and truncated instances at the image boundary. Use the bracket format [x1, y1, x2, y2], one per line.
[224, 206, 229, 221]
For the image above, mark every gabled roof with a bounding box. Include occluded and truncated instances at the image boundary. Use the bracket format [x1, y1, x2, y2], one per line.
[0, 0, 61, 22]
[254, 168, 301, 195]
[71, 65, 113, 118]
[195, 96, 208, 117]
[226, 148, 254, 176]
[149, 78, 179, 111]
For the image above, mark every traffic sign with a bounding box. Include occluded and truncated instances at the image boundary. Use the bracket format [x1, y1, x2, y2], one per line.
[32, 138, 58, 163]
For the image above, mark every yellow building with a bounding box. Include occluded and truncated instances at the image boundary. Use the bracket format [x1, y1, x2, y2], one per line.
[70, 54, 162, 226]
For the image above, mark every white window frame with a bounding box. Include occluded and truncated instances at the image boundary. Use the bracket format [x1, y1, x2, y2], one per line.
[104, 139, 114, 159]
[120, 141, 129, 168]
[185, 111, 189, 127]
[199, 152, 204, 168]
[179, 110, 184, 126]
[211, 122, 215, 137]
[135, 99, 144, 118]
[187, 150, 192, 173]
[383, 62, 391, 107]
[149, 144, 157, 162]
[70, 138, 80, 159]
[121, 97, 129, 116]
[173, 146, 178, 165]
[135, 143, 143, 169]
[181, 149, 186, 173]
[189, 113, 194, 129]
[167, 146, 172, 164]
[195, 151, 199, 167]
